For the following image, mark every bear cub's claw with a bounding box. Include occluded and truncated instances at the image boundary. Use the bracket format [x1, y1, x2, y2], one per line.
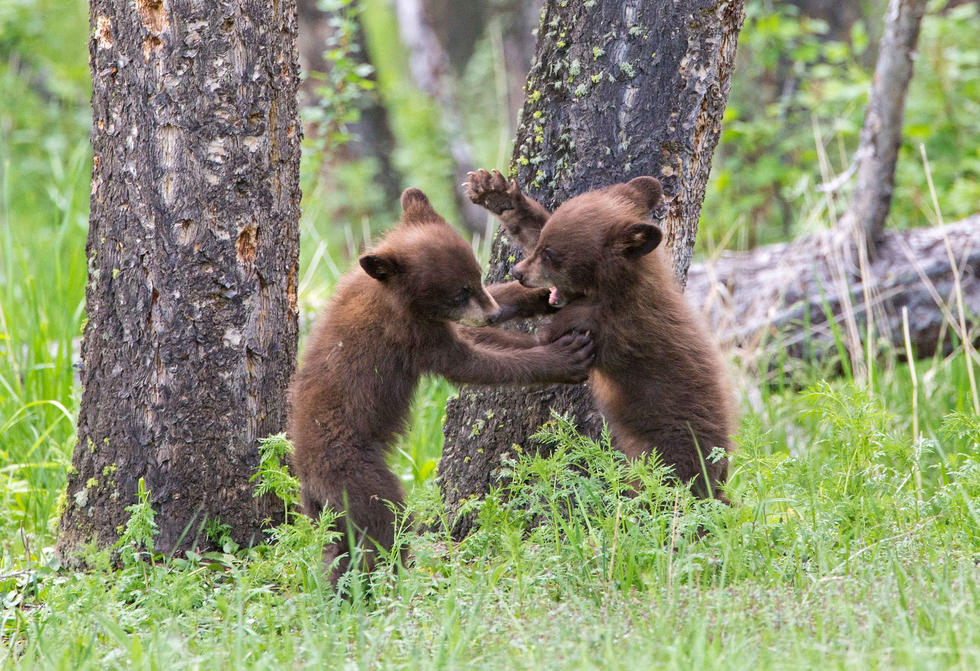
[550, 331, 596, 381]
[466, 169, 520, 215]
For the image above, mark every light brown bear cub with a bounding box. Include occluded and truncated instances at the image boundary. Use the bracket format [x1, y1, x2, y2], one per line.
[467, 170, 735, 500]
[288, 188, 594, 583]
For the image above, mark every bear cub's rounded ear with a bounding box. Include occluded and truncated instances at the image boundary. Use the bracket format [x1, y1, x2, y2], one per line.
[617, 222, 663, 258]
[623, 176, 663, 212]
[400, 187, 430, 211]
[399, 187, 443, 225]
[359, 253, 402, 281]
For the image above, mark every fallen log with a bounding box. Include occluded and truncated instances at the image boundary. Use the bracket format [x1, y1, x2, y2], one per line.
[685, 217, 980, 377]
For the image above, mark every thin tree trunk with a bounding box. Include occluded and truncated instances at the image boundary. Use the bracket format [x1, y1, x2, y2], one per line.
[439, 0, 745, 539]
[685, 218, 980, 376]
[787, 1, 867, 43]
[297, 0, 401, 204]
[58, 0, 302, 560]
[393, 0, 486, 235]
[839, 0, 928, 251]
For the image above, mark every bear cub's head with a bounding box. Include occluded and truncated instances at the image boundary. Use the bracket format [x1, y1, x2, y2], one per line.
[359, 188, 502, 326]
[512, 176, 664, 307]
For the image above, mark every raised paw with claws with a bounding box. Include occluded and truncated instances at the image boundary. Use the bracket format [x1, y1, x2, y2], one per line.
[465, 169, 522, 215]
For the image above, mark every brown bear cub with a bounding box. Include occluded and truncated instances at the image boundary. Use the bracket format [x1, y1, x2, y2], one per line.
[288, 188, 594, 584]
[467, 170, 736, 500]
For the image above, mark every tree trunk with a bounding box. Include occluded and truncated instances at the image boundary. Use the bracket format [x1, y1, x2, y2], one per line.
[58, 0, 301, 560]
[439, 0, 745, 539]
[496, 0, 544, 131]
[393, 0, 486, 235]
[685, 217, 980, 377]
[419, 0, 488, 73]
[839, 0, 928, 251]
[297, 0, 401, 204]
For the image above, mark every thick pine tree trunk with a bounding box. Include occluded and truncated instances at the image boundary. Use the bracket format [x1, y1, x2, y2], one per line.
[439, 0, 745, 539]
[58, 0, 302, 560]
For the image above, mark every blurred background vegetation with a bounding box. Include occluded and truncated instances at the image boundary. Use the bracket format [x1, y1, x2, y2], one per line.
[0, 0, 978, 549]
[2, 5, 980, 663]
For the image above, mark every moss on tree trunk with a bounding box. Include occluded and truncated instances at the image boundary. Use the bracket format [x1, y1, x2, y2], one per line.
[58, 0, 302, 560]
[438, 0, 745, 539]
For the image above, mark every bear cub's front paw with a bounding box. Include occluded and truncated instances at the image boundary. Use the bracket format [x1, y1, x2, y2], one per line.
[546, 331, 595, 382]
[465, 169, 521, 215]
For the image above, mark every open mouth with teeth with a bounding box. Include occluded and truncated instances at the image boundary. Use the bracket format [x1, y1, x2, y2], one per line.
[548, 286, 566, 308]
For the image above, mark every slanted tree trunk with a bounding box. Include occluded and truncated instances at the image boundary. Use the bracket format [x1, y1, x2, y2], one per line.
[838, 0, 928, 251]
[439, 0, 745, 539]
[58, 0, 302, 560]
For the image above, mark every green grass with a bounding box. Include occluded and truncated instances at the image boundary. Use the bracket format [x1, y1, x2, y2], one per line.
[2, 365, 979, 668]
[0, 140, 89, 561]
[4, 1, 980, 668]
[4, 147, 979, 665]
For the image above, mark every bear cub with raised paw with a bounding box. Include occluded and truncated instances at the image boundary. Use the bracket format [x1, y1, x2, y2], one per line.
[467, 170, 735, 501]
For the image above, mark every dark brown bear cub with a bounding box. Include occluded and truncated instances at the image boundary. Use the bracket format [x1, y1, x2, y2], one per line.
[467, 170, 735, 500]
[288, 188, 594, 584]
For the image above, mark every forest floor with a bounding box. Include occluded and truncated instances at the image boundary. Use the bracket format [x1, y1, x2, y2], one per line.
[3, 1, 980, 668]
[3, 121, 980, 670]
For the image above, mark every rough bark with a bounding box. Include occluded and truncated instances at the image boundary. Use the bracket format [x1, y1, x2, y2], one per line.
[59, 0, 301, 560]
[297, 0, 401, 203]
[496, 0, 545, 130]
[393, 0, 486, 235]
[439, 0, 745, 539]
[839, 0, 928, 250]
[686, 218, 980, 377]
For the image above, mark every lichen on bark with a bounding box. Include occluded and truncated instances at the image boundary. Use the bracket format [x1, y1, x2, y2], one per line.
[58, 0, 302, 560]
[438, 0, 745, 539]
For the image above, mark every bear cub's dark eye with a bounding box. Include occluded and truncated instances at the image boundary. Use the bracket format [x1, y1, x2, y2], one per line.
[541, 248, 559, 266]
[452, 287, 471, 306]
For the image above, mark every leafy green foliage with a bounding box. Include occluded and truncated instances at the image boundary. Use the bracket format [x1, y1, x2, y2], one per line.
[462, 414, 715, 592]
[3, 1, 980, 667]
[304, 0, 378, 150]
[251, 433, 302, 517]
[5, 358, 980, 667]
[358, 0, 460, 219]
[901, 2, 980, 221]
[700, 0, 980, 250]
[297, 0, 396, 265]
[942, 410, 980, 444]
[115, 478, 159, 564]
[204, 519, 238, 555]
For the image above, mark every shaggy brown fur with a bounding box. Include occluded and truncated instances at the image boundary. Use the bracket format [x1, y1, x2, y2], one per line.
[467, 170, 736, 500]
[288, 188, 594, 584]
